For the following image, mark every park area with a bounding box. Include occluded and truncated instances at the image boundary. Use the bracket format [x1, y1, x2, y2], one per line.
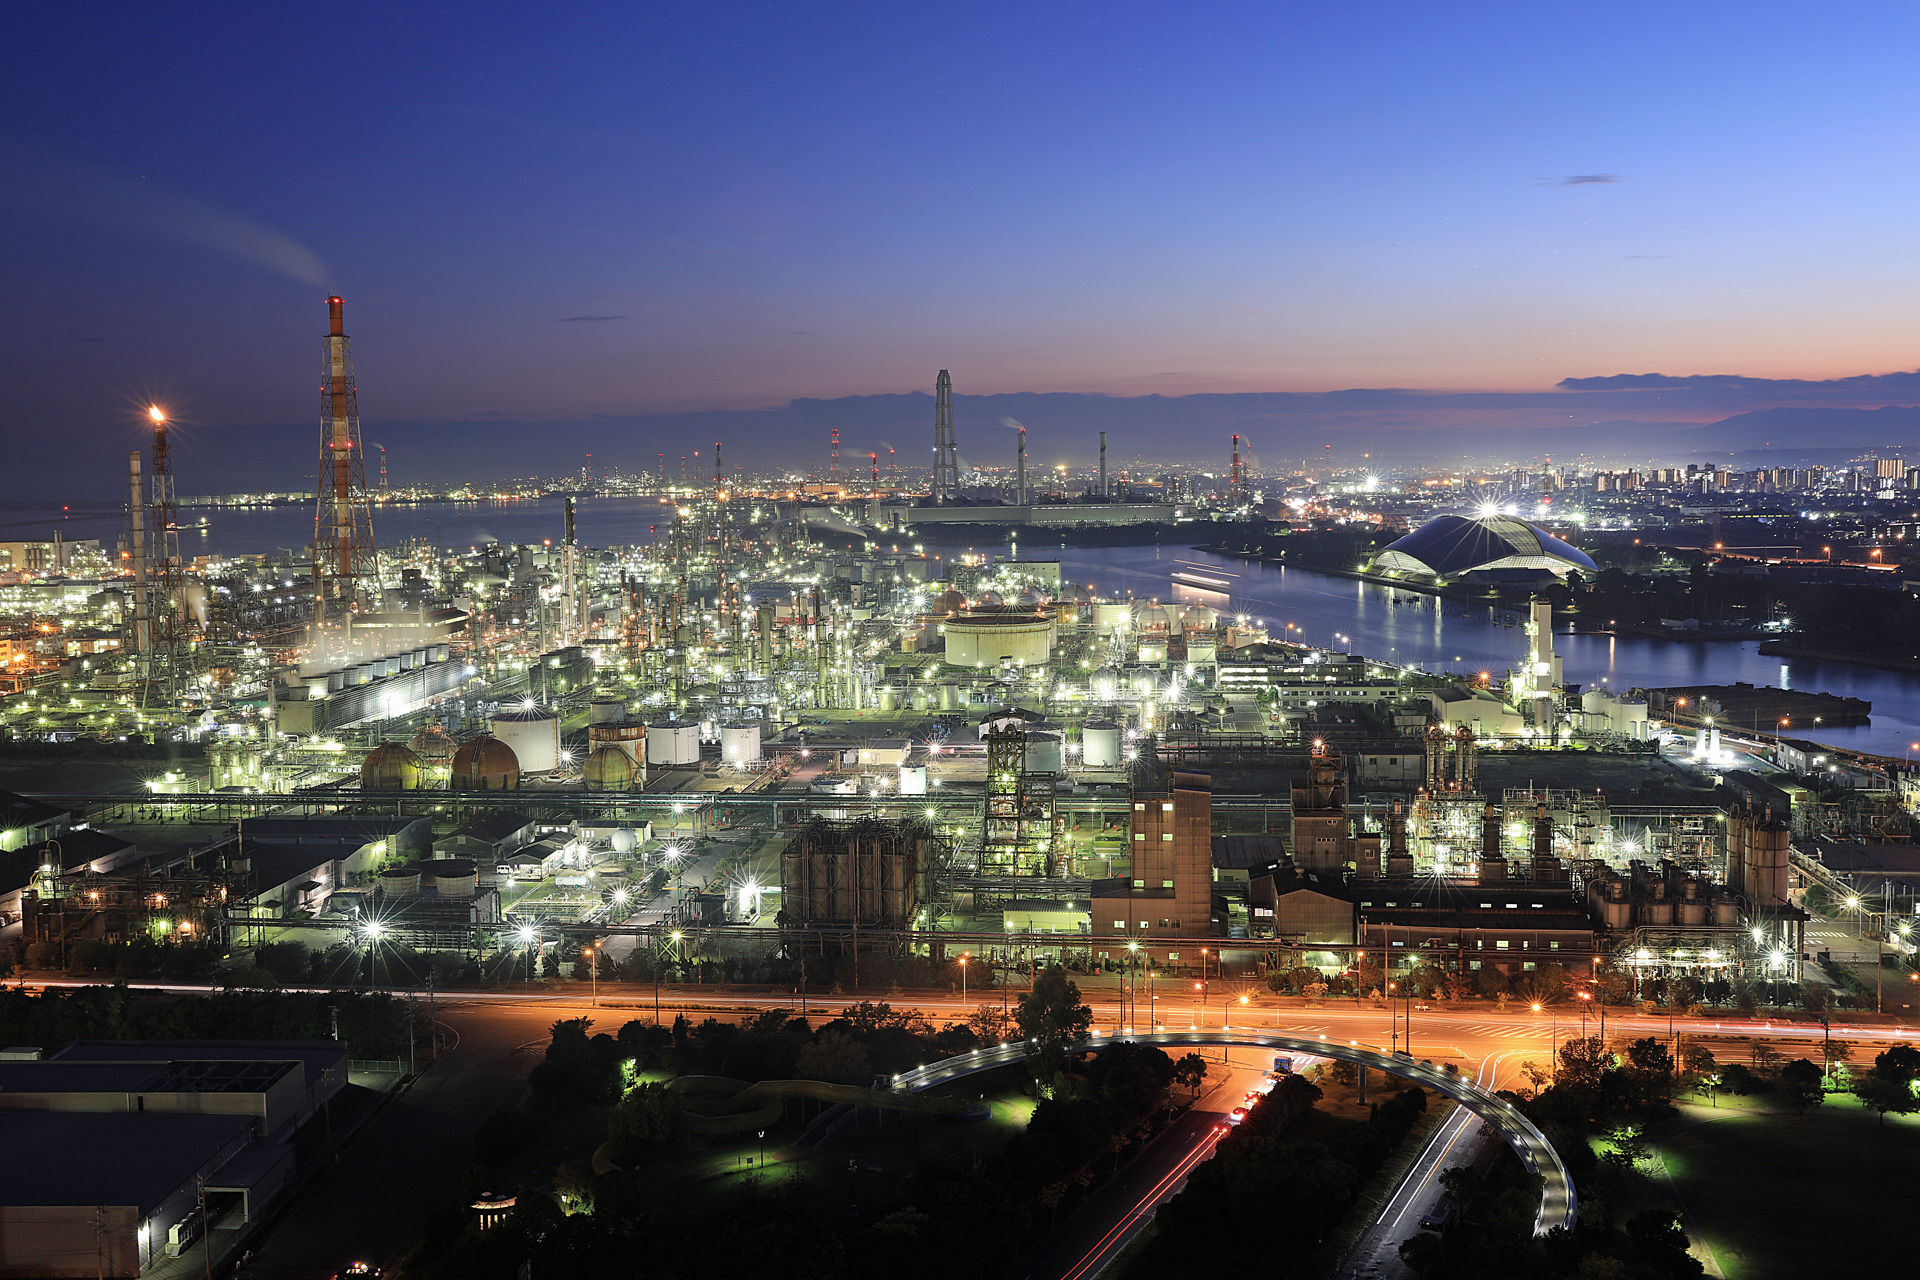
[1657, 1094, 1920, 1280]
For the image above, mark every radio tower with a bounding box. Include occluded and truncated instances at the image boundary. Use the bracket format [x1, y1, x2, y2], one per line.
[313, 297, 378, 629]
[932, 369, 958, 503]
[147, 407, 186, 706]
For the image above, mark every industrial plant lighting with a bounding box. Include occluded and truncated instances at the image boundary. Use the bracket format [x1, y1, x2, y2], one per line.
[518, 925, 537, 944]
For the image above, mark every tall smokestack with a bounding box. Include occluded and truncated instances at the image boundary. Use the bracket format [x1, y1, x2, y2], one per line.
[1017, 426, 1026, 507]
[715, 442, 723, 490]
[314, 296, 376, 626]
[870, 452, 879, 486]
[127, 450, 149, 655]
[932, 369, 957, 503]
[1231, 434, 1242, 504]
[1099, 431, 1107, 498]
[830, 428, 839, 481]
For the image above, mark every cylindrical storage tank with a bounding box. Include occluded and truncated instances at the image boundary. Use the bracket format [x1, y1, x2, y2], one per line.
[327, 669, 347, 693]
[645, 720, 701, 767]
[584, 745, 636, 791]
[360, 741, 423, 791]
[378, 866, 421, 897]
[899, 764, 928, 795]
[420, 858, 479, 897]
[1679, 899, 1708, 925]
[1095, 602, 1131, 633]
[1713, 895, 1739, 926]
[351, 664, 374, 685]
[1603, 898, 1631, 930]
[450, 735, 521, 790]
[939, 683, 959, 710]
[587, 720, 646, 767]
[397, 650, 415, 671]
[490, 708, 562, 774]
[589, 698, 628, 725]
[1026, 731, 1063, 774]
[721, 723, 761, 765]
[1082, 720, 1122, 768]
[940, 613, 1055, 668]
[1643, 899, 1673, 925]
[431, 643, 450, 663]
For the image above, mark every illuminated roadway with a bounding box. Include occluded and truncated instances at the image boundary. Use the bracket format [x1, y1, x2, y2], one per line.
[889, 1030, 1576, 1237]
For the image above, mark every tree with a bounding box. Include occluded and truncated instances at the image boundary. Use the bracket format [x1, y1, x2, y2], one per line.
[609, 1081, 678, 1148]
[1603, 1124, 1651, 1171]
[795, 1030, 872, 1084]
[1171, 1052, 1209, 1097]
[1556, 1035, 1612, 1091]
[1779, 1058, 1824, 1114]
[1519, 1060, 1549, 1092]
[1625, 1036, 1676, 1100]
[1851, 1072, 1916, 1124]
[1397, 1231, 1445, 1275]
[967, 1004, 1015, 1045]
[1015, 964, 1094, 1092]
[1871, 1044, 1920, 1085]
[1437, 1165, 1475, 1200]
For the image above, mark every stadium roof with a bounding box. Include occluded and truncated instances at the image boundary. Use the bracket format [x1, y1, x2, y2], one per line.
[1372, 514, 1596, 580]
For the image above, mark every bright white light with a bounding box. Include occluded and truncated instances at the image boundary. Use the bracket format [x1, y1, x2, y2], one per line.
[517, 925, 537, 944]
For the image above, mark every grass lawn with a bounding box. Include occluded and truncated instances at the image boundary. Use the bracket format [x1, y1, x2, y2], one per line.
[1658, 1094, 1920, 1279]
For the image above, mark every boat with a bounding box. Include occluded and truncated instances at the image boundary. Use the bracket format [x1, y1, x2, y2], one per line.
[1171, 569, 1232, 590]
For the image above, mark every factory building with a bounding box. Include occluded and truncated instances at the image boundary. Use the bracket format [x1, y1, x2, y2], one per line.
[1092, 771, 1214, 959]
[778, 818, 932, 931]
[0, 1040, 346, 1277]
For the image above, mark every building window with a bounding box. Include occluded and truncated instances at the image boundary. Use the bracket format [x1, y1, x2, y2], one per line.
[1522, 961, 1537, 971]
[1112, 921, 1125, 930]
[1134, 803, 1145, 811]
[1469, 960, 1481, 971]
[1162, 802, 1174, 811]
[1161, 879, 1174, 889]
[1162, 833, 1174, 842]
[1132, 878, 1145, 888]
[1549, 940, 1560, 950]
[1134, 833, 1145, 842]
[1495, 940, 1510, 950]
[1167, 951, 1179, 960]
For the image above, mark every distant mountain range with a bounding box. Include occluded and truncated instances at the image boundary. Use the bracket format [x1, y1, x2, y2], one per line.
[30, 373, 1920, 499]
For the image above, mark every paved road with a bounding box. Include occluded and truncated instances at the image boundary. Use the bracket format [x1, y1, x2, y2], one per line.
[1004, 1056, 1261, 1280]
[27, 978, 1912, 1274]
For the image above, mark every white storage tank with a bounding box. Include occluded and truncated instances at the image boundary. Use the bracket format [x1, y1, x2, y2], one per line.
[421, 859, 479, 897]
[588, 719, 646, 767]
[898, 764, 928, 795]
[645, 719, 701, 767]
[1082, 720, 1122, 768]
[721, 723, 762, 765]
[491, 707, 562, 774]
[1095, 602, 1132, 633]
[1026, 731, 1064, 775]
[378, 866, 421, 897]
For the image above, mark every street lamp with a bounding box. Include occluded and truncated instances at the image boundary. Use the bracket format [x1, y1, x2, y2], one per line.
[587, 941, 601, 1008]
[959, 952, 970, 1009]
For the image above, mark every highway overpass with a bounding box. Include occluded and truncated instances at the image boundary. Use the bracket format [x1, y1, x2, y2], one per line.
[887, 1029, 1577, 1237]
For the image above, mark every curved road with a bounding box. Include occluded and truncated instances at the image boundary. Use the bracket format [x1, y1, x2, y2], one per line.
[889, 1029, 1576, 1237]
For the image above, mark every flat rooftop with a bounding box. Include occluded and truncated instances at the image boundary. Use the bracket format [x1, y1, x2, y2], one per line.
[0, 1111, 255, 1210]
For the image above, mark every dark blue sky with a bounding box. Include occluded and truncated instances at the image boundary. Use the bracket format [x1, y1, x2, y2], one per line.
[5, 2, 1919, 495]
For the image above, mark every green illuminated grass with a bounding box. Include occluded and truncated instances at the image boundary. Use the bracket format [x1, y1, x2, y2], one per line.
[1659, 1095, 1920, 1279]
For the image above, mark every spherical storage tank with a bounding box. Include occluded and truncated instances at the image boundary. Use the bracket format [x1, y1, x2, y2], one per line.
[645, 719, 701, 767]
[360, 740, 423, 791]
[610, 827, 640, 855]
[491, 707, 561, 774]
[584, 745, 636, 791]
[721, 723, 761, 765]
[588, 719, 645, 768]
[1081, 720, 1122, 768]
[451, 735, 521, 790]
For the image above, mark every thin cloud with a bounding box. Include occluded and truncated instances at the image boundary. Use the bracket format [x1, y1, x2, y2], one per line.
[1, 145, 332, 287]
[558, 314, 626, 322]
[1537, 173, 1625, 185]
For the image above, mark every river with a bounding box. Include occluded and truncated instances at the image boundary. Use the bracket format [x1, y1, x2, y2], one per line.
[11, 496, 1920, 756]
[1047, 543, 1920, 759]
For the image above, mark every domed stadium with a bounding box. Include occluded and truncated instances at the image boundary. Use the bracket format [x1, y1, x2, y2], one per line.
[1371, 514, 1596, 583]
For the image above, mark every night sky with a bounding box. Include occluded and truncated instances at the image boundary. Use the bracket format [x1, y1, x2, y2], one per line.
[5, 2, 1919, 495]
